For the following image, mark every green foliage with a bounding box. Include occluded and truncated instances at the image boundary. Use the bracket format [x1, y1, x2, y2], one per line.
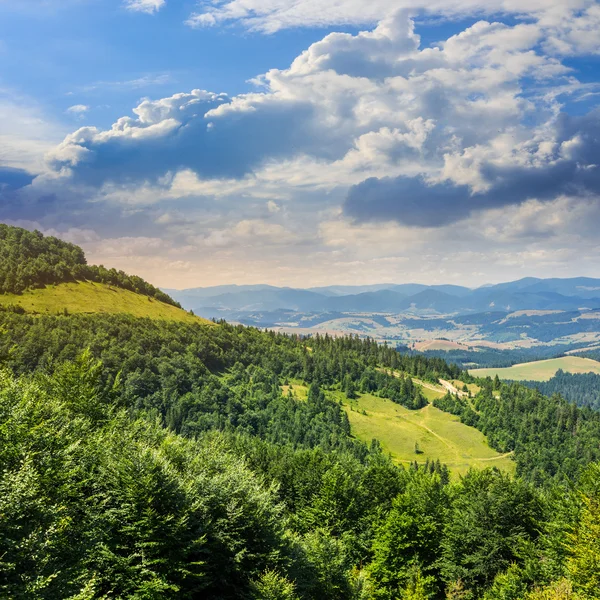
[0, 224, 179, 306]
[440, 469, 543, 594]
[368, 472, 448, 598]
[437, 379, 600, 484]
[567, 464, 600, 599]
[0, 358, 298, 599]
[250, 570, 299, 600]
[525, 579, 583, 600]
[1, 266, 600, 599]
[520, 369, 600, 411]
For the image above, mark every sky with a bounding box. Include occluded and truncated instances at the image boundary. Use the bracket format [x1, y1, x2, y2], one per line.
[1, 0, 600, 289]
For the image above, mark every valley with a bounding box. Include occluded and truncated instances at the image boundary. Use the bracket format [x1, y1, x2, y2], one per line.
[167, 279, 600, 368]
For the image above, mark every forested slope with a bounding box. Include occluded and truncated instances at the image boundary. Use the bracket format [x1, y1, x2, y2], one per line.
[0, 308, 599, 597]
[519, 369, 600, 411]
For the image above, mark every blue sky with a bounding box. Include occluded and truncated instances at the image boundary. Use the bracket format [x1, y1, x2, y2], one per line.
[1, 0, 600, 288]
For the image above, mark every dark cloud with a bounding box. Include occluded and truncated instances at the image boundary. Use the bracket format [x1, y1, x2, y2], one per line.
[47, 94, 339, 187]
[0, 167, 35, 190]
[344, 111, 600, 227]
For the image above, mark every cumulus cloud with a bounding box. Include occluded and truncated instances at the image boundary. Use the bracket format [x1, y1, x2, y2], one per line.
[46, 11, 573, 193]
[46, 88, 330, 185]
[345, 109, 600, 226]
[124, 0, 165, 14]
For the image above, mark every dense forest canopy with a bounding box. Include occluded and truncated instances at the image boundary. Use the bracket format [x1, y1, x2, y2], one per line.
[517, 369, 600, 412]
[0, 224, 180, 306]
[1, 315, 599, 599]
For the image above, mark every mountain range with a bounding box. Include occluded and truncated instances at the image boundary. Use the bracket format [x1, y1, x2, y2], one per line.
[166, 277, 600, 317]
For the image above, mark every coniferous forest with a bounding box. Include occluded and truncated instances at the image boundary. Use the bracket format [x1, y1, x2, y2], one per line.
[0, 226, 599, 599]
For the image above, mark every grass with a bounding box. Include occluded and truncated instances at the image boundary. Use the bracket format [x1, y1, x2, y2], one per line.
[470, 356, 600, 382]
[283, 379, 515, 478]
[450, 380, 481, 395]
[0, 282, 209, 324]
[416, 383, 446, 402]
[342, 393, 515, 477]
[282, 380, 309, 401]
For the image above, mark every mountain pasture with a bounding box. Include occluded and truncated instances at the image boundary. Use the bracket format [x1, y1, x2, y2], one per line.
[471, 356, 600, 382]
[341, 392, 515, 477]
[0, 281, 206, 323]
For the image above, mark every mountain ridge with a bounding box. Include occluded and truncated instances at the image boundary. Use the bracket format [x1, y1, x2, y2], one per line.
[167, 276, 600, 317]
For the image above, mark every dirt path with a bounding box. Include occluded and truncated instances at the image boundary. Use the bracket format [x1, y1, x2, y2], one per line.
[439, 379, 470, 398]
[477, 451, 514, 462]
[412, 377, 446, 395]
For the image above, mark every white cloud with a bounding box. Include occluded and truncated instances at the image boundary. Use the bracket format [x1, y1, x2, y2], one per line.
[0, 91, 65, 172]
[13, 8, 600, 287]
[66, 104, 89, 115]
[48, 11, 571, 191]
[186, 0, 596, 42]
[124, 0, 165, 14]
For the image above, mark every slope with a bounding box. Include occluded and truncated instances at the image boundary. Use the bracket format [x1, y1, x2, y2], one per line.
[343, 393, 515, 477]
[0, 281, 207, 323]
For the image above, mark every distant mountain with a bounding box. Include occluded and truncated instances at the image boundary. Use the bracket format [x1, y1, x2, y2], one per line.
[166, 277, 600, 318]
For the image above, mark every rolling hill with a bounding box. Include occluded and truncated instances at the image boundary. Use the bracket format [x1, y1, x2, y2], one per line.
[0, 224, 206, 323]
[0, 281, 205, 323]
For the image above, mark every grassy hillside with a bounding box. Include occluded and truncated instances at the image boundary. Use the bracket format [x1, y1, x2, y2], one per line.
[343, 393, 515, 477]
[0, 281, 207, 323]
[471, 356, 600, 381]
[284, 381, 514, 477]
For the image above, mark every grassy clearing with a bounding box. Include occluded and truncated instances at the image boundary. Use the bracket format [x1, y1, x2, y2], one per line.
[342, 393, 514, 477]
[450, 380, 481, 395]
[411, 378, 447, 401]
[289, 381, 515, 477]
[0, 281, 209, 324]
[281, 380, 309, 401]
[470, 356, 600, 382]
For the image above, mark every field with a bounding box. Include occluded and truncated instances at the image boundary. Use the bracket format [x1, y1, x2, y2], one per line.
[342, 393, 514, 477]
[470, 356, 600, 382]
[0, 282, 208, 324]
[284, 380, 514, 477]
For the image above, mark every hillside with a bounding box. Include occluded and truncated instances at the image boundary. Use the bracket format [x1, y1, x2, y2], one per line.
[2, 306, 600, 597]
[284, 382, 514, 477]
[0, 223, 179, 306]
[0, 224, 206, 323]
[0, 281, 204, 323]
[345, 392, 515, 476]
[2, 230, 600, 598]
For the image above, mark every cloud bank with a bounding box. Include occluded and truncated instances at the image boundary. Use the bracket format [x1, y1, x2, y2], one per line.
[5, 5, 600, 286]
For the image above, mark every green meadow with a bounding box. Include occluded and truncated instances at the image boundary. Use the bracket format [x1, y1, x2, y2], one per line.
[0, 281, 207, 324]
[470, 356, 600, 382]
[284, 382, 514, 477]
